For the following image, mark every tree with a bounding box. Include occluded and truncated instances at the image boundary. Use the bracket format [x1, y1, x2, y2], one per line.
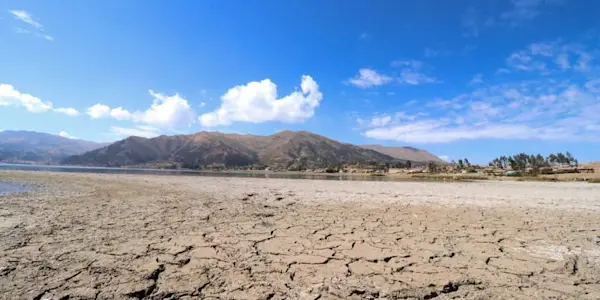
[501, 156, 508, 169]
[427, 161, 439, 173]
[566, 152, 575, 166]
[457, 159, 464, 169]
[406, 160, 412, 169]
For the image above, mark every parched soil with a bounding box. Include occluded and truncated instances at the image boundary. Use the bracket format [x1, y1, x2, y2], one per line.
[1, 171, 599, 300]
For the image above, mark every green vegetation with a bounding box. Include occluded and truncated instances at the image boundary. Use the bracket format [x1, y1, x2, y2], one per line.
[489, 152, 578, 172]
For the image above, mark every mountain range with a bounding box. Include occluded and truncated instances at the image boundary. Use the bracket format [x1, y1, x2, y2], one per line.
[63, 131, 444, 169]
[0, 130, 106, 163]
[0, 130, 443, 168]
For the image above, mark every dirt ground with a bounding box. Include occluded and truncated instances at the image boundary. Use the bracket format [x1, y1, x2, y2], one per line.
[1, 171, 599, 300]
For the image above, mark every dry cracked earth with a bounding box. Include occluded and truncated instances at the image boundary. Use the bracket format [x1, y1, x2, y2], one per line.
[1, 171, 600, 300]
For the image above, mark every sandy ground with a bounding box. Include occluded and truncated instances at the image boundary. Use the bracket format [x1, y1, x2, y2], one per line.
[1, 171, 600, 300]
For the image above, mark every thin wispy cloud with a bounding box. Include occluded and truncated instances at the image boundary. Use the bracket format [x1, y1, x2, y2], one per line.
[348, 60, 438, 88]
[361, 76, 600, 143]
[348, 69, 393, 88]
[424, 47, 451, 58]
[462, 0, 565, 37]
[9, 10, 53, 41]
[10, 10, 42, 29]
[502, 40, 595, 75]
[392, 60, 439, 85]
[468, 74, 484, 85]
[358, 32, 371, 42]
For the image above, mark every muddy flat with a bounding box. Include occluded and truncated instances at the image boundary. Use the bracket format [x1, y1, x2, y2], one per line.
[1, 171, 599, 300]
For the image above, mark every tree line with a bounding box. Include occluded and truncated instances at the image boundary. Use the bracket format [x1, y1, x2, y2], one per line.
[489, 152, 578, 171]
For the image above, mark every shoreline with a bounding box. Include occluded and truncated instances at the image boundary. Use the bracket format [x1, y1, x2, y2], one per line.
[1, 162, 598, 183]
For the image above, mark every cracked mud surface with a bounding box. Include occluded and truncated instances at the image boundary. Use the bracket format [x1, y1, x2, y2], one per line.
[1, 171, 600, 300]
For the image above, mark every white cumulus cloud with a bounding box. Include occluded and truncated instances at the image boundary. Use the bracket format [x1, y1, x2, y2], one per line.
[136, 91, 195, 128]
[0, 83, 52, 113]
[87, 103, 111, 119]
[109, 107, 132, 121]
[86, 91, 195, 128]
[54, 107, 79, 116]
[199, 75, 322, 127]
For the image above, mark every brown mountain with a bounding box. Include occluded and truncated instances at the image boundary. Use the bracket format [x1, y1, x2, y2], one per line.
[360, 144, 444, 163]
[63, 131, 396, 169]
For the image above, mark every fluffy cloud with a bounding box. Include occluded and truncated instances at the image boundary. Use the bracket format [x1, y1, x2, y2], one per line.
[362, 77, 600, 144]
[87, 104, 111, 119]
[136, 91, 195, 128]
[109, 107, 132, 121]
[348, 69, 393, 88]
[85, 91, 195, 128]
[0, 83, 52, 113]
[110, 125, 161, 138]
[54, 107, 79, 116]
[0, 84, 82, 116]
[199, 75, 322, 127]
[59, 131, 76, 139]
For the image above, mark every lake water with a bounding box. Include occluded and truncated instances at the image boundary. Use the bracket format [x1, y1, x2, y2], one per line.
[0, 163, 435, 182]
[0, 181, 32, 195]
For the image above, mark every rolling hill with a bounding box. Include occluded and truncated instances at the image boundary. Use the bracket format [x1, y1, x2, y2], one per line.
[0, 130, 106, 163]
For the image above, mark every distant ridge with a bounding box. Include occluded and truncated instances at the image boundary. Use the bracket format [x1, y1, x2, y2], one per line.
[0, 130, 106, 163]
[64, 130, 429, 169]
[360, 144, 444, 163]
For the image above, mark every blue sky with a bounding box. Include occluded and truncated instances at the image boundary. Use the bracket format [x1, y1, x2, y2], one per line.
[1, 0, 599, 163]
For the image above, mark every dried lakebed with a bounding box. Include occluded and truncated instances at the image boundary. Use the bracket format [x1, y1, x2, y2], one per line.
[0, 171, 599, 300]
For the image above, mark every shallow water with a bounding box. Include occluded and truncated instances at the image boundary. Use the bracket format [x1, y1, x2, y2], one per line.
[0, 181, 31, 194]
[0, 163, 438, 182]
